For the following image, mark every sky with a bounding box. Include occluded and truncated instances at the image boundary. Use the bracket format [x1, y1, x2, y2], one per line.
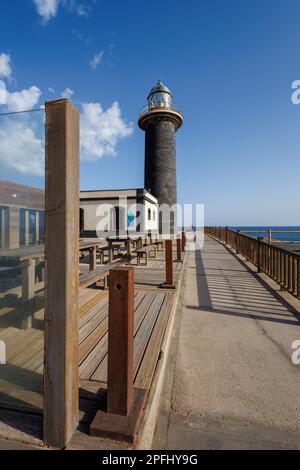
[0, 0, 300, 226]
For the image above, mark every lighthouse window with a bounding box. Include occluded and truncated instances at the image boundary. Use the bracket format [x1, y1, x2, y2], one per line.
[148, 208, 151, 220]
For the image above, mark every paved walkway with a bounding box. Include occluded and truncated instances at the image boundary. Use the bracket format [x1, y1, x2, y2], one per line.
[152, 235, 300, 450]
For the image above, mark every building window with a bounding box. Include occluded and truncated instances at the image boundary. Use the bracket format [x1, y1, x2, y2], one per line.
[0, 206, 9, 250]
[153, 210, 156, 221]
[39, 211, 45, 243]
[148, 208, 151, 220]
[127, 209, 135, 228]
[20, 209, 45, 246]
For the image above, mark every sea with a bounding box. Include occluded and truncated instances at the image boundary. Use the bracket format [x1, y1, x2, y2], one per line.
[231, 227, 300, 243]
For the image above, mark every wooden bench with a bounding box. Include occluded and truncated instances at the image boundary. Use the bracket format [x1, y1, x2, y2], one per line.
[136, 245, 157, 266]
[79, 260, 123, 289]
[154, 240, 164, 251]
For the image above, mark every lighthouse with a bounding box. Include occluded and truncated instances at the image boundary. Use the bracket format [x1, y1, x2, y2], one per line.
[138, 80, 183, 234]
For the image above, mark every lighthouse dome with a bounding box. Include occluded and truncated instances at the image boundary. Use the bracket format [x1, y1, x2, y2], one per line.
[147, 80, 172, 110]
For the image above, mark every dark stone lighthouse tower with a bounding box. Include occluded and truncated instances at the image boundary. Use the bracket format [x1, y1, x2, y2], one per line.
[138, 80, 183, 234]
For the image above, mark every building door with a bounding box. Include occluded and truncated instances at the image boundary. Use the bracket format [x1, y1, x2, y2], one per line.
[111, 206, 126, 236]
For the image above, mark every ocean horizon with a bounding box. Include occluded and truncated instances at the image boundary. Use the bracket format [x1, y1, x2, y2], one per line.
[231, 226, 300, 243]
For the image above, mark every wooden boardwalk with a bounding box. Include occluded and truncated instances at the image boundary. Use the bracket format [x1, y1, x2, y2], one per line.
[0, 246, 184, 437]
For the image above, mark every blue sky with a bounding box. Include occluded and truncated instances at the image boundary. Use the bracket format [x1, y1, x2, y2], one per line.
[0, 0, 299, 225]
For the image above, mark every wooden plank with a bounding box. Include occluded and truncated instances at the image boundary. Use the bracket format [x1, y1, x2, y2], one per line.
[79, 302, 108, 344]
[133, 292, 166, 375]
[79, 332, 108, 380]
[135, 293, 173, 389]
[79, 295, 108, 328]
[79, 321, 108, 364]
[79, 265, 109, 289]
[90, 291, 156, 382]
[79, 288, 106, 316]
[44, 99, 80, 449]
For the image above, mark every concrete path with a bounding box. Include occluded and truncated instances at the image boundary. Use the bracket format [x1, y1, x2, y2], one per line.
[152, 235, 300, 450]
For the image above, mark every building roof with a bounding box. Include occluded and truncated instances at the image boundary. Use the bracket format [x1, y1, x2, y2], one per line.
[0, 180, 44, 210]
[80, 188, 158, 204]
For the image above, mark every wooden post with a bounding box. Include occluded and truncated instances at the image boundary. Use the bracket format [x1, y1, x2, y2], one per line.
[22, 259, 36, 303]
[176, 237, 182, 262]
[21, 259, 36, 329]
[225, 226, 228, 245]
[90, 264, 146, 443]
[126, 238, 132, 263]
[44, 99, 80, 449]
[236, 230, 240, 254]
[164, 240, 175, 288]
[89, 246, 96, 271]
[182, 231, 186, 251]
[268, 229, 272, 244]
[257, 237, 263, 273]
[108, 239, 113, 263]
[107, 267, 134, 416]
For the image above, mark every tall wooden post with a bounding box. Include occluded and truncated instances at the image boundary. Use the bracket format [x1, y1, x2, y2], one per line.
[225, 226, 228, 245]
[176, 237, 182, 262]
[236, 230, 240, 254]
[107, 267, 134, 416]
[44, 99, 80, 448]
[90, 265, 146, 443]
[257, 237, 263, 273]
[164, 240, 175, 288]
[182, 231, 186, 251]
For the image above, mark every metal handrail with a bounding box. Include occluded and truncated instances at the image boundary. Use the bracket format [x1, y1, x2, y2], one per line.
[139, 103, 182, 118]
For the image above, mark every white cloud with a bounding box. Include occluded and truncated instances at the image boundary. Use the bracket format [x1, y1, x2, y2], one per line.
[0, 80, 41, 112]
[60, 87, 74, 99]
[89, 51, 104, 70]
[0, 117, 44, 176]
[48, 87, 55, 93]
[80, 101, 133, 161]
[0, 51, 44, 177]
[63, 0, 95, 17]
[33, 0, 59, 23]
[7, 86, 41, 112]
[0, 81, 6, 104]
[33, 0, 95, 22]
[0, 53, 12, 79]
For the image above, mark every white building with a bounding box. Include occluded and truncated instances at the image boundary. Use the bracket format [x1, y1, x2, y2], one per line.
[80, 188, 158, 238]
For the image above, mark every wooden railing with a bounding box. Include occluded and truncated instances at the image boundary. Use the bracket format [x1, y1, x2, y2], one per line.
[205, 226, 300, 300]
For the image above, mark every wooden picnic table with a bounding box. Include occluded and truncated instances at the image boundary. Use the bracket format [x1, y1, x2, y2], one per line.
[0, 246, 45, 298]
[106, 235, 147, 262]
[0, 245, 45, 329]
[79, 241, 103, 270]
